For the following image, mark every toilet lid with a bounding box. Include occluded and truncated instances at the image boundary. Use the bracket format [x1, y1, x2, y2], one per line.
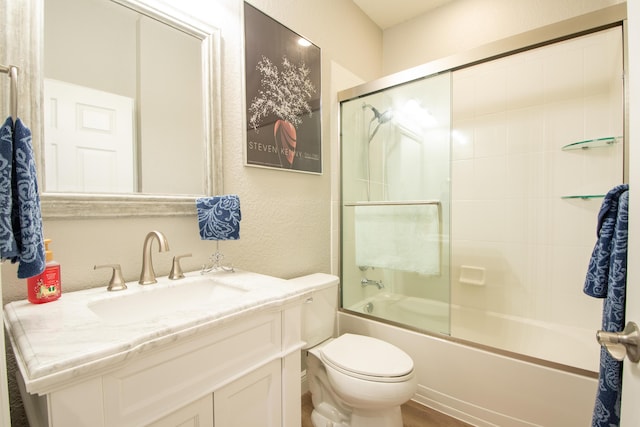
[319, 334, 413, 379]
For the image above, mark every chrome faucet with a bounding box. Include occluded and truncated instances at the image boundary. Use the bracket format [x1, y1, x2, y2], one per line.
[361, 278, 384, 289]
[139, 231, 170, 285]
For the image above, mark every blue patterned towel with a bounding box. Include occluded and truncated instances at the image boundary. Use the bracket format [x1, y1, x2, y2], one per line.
[584, 184, 628, 427]
[0, 117, 18, 259]
[196, 195, 241, 240]
[11, 118, 46, 278]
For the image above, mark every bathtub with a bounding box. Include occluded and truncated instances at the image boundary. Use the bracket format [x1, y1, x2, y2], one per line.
[350, 293, 451, 334]
[348, 293, 599, 372]
[343, 294, 599, 426]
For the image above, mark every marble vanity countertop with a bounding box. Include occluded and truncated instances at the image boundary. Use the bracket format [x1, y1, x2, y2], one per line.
[4, 269, 336, 393]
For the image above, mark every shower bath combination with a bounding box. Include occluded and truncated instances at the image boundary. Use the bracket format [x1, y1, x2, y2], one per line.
[340, 24, 624, 377]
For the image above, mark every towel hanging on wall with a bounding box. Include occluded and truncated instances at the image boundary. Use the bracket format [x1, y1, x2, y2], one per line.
[196, 195, 241, 240]
[0, 117, 46, 278]
[0, 117, 19, 259]
[584, 184, 629, 427]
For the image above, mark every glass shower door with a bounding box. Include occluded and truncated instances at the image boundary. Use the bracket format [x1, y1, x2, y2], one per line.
[340, 72, 452, 335]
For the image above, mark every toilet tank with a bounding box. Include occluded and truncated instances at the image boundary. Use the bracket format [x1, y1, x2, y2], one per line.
[288, 274, 339, 349]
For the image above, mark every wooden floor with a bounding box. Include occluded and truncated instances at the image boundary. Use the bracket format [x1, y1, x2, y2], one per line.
[301, 392, 472, 427]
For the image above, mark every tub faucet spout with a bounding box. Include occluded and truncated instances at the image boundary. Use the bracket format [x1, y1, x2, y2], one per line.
[139, 231, 170, 285]
[361, 278, 384, 289]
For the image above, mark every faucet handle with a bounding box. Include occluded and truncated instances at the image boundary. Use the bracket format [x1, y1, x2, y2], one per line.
[169, 253, 192, 280]
[94, 264, 127, 292]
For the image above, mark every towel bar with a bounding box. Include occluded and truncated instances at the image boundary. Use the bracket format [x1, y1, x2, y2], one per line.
[0, 64, 18, 120]
[345, 200, 440, 207]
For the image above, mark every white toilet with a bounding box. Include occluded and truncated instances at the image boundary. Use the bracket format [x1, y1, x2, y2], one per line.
[290, 274, 417, 427]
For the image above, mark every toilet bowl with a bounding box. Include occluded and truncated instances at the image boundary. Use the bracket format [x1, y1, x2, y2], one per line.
[307, 333, 417, 427]
[290, 274, 417, 427]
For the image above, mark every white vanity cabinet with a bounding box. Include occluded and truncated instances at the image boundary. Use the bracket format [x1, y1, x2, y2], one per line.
[18, 303, 304, 427]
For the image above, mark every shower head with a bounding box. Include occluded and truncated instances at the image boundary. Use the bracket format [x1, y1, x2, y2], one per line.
[361, 103, 393, 201]
[363, 103, 393, 124]
[377, 109, 393, 124]
[363, 103, 393, 144]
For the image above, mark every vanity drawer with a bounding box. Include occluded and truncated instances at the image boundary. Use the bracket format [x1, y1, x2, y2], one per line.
[103, 311, 282, 427]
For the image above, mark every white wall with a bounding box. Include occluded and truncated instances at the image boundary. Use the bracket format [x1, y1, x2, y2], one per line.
[382, 0, 625, 75]
[45, 0, 138, 97]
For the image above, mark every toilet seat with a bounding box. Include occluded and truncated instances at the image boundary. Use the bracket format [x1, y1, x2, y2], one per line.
[319, 334, 414, 383]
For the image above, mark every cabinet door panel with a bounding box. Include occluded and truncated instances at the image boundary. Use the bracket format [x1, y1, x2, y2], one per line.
[147, 394, 213, 427]
[214, 360, 282, 427]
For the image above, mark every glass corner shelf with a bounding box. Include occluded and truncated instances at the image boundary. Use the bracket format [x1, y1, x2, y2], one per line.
[561, 136, 621, 151]
[561, 194, 605, 200]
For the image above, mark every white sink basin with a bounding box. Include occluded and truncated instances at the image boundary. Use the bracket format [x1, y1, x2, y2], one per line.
[88, 276, 248, 325]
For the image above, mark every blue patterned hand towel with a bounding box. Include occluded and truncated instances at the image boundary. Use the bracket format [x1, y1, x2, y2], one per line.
[0, 117, 18, 259]
[11, 118, 46, 278]
[584, 184, 628, 427]
[196, 195, 241, 240]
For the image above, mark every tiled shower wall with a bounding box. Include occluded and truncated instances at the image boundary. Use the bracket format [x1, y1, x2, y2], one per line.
[450, 27, 624, 337]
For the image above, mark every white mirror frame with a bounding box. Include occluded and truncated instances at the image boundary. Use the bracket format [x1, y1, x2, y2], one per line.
[9, 0, 223, 218]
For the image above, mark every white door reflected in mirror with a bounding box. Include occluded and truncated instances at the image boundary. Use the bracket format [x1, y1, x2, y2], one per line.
[44, 79, 135, 193]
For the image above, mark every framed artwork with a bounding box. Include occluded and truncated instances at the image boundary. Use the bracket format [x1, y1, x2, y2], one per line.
[244, 2, 322, 174]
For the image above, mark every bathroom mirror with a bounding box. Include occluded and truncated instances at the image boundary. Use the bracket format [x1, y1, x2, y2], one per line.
[38, 0, 222, 217]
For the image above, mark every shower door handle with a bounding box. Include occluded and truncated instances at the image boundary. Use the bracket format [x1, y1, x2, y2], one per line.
[596, 322, 640, 363]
